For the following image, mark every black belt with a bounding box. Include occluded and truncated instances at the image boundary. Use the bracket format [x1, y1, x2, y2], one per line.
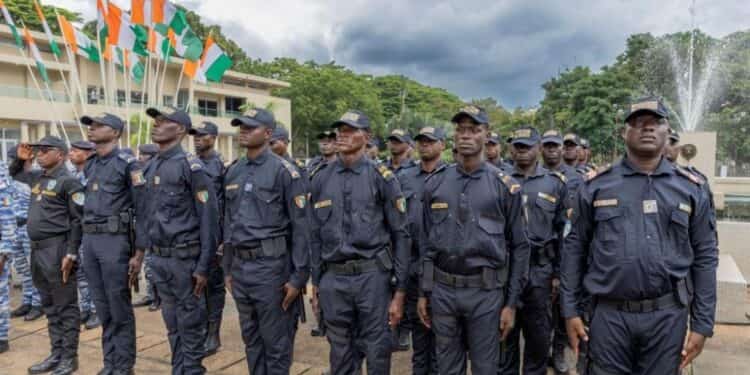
[150, 243, 200, 258]
[30, 234, 66, 249]
[434, 267, 484, 288]
[598, 292, 681, 313]
[82, 222, 128, 234]
[532, 243, 555, 266]
[326, 258, 381, 275]
[235, 246, 264, 261]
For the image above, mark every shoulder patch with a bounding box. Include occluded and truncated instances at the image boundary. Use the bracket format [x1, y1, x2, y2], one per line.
[585, 163, 612, 182]
[497, 172, 521, 194]
[551, 171, 567, 183]
[377, 163, 395, 180]
[118, 153, 136, 163]
[309, 162, 327, 179]
[295, 159, 306, 169]
[185, 153, 203, 172]
[676, 166, 704, 185]
[279, 157, 301, 179]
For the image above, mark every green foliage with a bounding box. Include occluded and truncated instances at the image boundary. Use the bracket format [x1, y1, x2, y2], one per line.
[3, 0, 81, 34]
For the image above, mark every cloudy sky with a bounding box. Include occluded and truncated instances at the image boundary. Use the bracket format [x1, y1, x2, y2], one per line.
[48, 0, 749, 108]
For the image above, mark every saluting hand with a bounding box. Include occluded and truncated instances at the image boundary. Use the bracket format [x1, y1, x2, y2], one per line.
[281, 282, 300, 311]
[17, 143, 33, 161]
[566, 317, 589, 356]
[192, 273, 207, 297]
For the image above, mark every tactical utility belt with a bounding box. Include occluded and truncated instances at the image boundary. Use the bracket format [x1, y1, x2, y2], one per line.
[150, 241, 200, 258]
[597, 279, 690, 313]
[82, 213, 131, 234]
[325, 248, 393, 276]
[225, 236, 288, 261]
[422, 259, 509, 291]
[30, 234, 67, 249]
[531, 243, 555, 266]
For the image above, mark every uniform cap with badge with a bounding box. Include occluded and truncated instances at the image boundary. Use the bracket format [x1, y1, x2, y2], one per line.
[271, 127, 291, 143]
[563, 133, 580, 146]
[624, 96, 670, 123]
[486, 132, 501, 145]
[316, 130, 337, 140]
[70, 140, 95, 151]
[331, 110, 370, 129]
[80, 113, 125, 131]
[387, 129, 412, 144]
[188, 121, 219, 136]
[231, 108, 276, 129]
[146, 106, 193, 129]
[541, 129, 563, 145]
[29, 135, 68, 152]
[668, 128, 680, 143]
[451, 105, 489, 125]
[510, 126, 541, 146]
[415, 126, 446, 142]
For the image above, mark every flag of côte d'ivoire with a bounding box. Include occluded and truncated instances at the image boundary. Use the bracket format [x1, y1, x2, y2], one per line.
[59, 14, 100, 63]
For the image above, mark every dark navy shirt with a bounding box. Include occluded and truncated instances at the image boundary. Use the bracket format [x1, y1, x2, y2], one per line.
[561, 157, 718, 337]
[386, 157, 417, 174]
[420, 162, 529, 308]
[83, 147, 147, 249]
[310, 155, 411, 291]
[222, 148, 310, 289]
[546, 163, 584, 207]
[137, 144, 219, 277]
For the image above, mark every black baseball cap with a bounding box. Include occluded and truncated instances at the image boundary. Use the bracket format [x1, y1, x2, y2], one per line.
[331, 110, 370, 129]
[541, 129, 563, 145]
[510, 126, 541, 146]
[487, 132, 501, 145]
[29, 135, 68, 152]
[580, 138, 590, 149]
[138, 144, 159, 155]
[80, 113, 125, 131]
[624, 96, 669, 123]
[231, 108, 276, 128]
[316, 130, 336, 140]
[669, 128, 680, 143]
[70, 140, 95, 151]
[451, 105, 489, 125]
[189, 121, 218, 136]
[563, 133, 580, 146]
[146, 107, 192, 129]
[271, 127, 290, 142]
[387, 129, 411, 143]
[415, 126, 446, 142]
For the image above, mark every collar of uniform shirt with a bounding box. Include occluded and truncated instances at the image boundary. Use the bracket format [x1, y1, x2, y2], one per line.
[419, 160, 445, 175]
[96, 146, 119, 163]
[511, 162, 546, 179]
[43, 162, 67, 177]
[456, 162, 486, 179]
[157, 143, 184, 160]
[335, 155, 367, 174]
[245, 147, 271, 165]
[620, 156, 674, 177]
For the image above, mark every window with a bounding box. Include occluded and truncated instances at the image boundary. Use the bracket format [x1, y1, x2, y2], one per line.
[163, 95, 174, 107]
[131, 92, 148, 105]
[225, 96, 245, 116]
[177, 90, 189, 109]
[116, 90, 126, 106]
[0, 128, 20, 163]
[87, 86, 103, 104]
[198, 99, 218, 117]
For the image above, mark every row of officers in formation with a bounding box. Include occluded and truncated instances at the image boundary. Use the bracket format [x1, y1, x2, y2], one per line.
[0, 95, 717, 375]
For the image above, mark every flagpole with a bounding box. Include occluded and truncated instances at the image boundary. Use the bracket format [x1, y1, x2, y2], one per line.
[174, 62, 185, 109]
[123, 51, 131, 148]
[55, 11, 88, 114]
[158, 42, 172, 105]
[94, 24, 109, 109]
[137, 52, 151, 148]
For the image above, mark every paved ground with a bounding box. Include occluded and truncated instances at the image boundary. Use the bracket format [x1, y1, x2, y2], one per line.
[1, 285, 747, 375]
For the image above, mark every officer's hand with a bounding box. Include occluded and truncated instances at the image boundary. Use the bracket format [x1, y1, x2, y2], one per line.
[388, 291, 406, 327]
[566, 317, 589, 356]
[128, 250, 144, 289]
[224, 275, 233, 295]
[500, 307, 516, 341]
[551, 277, 560, 302]
[281, 282, 300, 311]
[61, 256, 75, 284]
[310, 286, 320, 316]
[417, 297, 431, 329]
[192, 273, 207, 297]
[17, 143, 33, 161]
[680, 331, 707, 370]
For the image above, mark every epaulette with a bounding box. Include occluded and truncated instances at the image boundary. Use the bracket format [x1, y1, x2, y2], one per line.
[497, 171, 521, 194]
[118, 152, 136, 164]
[279, 157, 301, 179]
[550, 170, 567, 183]
[185, 153, 203, 172]
[376, 163, 395, 180]
[309, 162, 327, 179]
[584, 163, 612, 181]
[675, 165, 704, 185]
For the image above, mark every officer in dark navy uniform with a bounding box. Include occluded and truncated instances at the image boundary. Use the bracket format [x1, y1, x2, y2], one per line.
[486, 132, 512, 172]
[138, 107, 220, 375]
[309, 110, 410, 375]
[270, 126, 308, 178]
[562, 133, 581, 169]
[397, 126, 446, 375]
[498, 126, 567, 375]
[386, 129, 417, 174]
[11, 137, 84, 375]
[79, 113, 146, 375]
[416, 106, 529, 375]
[133, 143, 161, 312]
[137, 144, 159, 165]
[308, 131, 337, 174]
[188, 121, 226, 356]
[562, 97, 718, 375]
[541, 129, 583, 207]
[223, 108, 310, 374]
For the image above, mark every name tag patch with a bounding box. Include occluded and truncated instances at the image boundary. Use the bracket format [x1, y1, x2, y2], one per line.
[315, 199, 332, 209]
[593, 199, 618, 208]
[643, 200, 658, 214]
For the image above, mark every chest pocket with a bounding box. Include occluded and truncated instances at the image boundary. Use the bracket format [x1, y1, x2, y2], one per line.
[669, 209, 690, 255]
[594, 207, 625, 243]
[252, 186, 283, 223]
[529, 195, 557, 239]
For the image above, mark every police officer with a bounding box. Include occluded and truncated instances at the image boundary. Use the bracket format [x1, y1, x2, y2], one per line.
[541, 129, 582, 206]
[222, 108, 309, 374]
[309, 110, 410, 375]
[187, 121, 226, 356]
[138, 107, 220, 374]
[577, 138, 596, 173]
[68, 140, 102, 330]
[562, 97, 718, 375]
[7, 146, 44, 322]
[11, 137, 84, 375]
[486, 132, 512, 172]
[397, 126, 446, 375]
[498, 126, 567, 375]
[386, 129, 417, 173]
[0, 160, 17, 354]
[562, 133, 581, 169]
[366, 138, 382, 162]
[133, 143, 161, 311]
[270, 126, 308, 174]
[77, 113, 144, 375]
[416, 105, 529, 375]
[307, 131, 337, 174]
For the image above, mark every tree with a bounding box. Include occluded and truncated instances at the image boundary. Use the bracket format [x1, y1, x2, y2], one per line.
[3, 0, 81, 34]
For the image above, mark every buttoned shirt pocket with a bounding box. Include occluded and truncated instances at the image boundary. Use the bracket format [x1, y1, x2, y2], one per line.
[592, 207, 627, 264]
[669, 209, 690, 256]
